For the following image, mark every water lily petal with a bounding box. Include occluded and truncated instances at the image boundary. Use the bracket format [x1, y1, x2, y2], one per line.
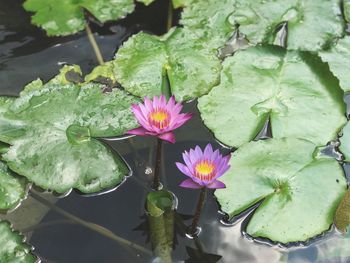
[158, 132, 175, 143]
[179, 178, 202, 189]
[207, 180, 226, 189]
[176, 162, 192, 177]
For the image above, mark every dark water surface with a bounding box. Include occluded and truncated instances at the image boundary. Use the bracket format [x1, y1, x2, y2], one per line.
[1, 0, 350, 262]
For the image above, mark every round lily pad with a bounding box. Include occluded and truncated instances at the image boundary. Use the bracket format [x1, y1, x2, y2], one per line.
[0, 221, 37, 263]
[23, 0, 135, 36]
[198, 46, 346, 148]
[232, 0, 344, 51]
[0, 83, 139, 194]
[215, 138, 347, 243]
[114, 28, 221, 101]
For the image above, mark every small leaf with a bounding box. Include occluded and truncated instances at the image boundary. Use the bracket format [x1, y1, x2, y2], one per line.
[114, 28, 221, 101]
[0, 221, 38, 263]
[0, 161, 27, 211]
[23, 0, 135, 36]
[334, 188, 350, 232]
[0, 82, 139, 194]
[198, 46, 346, 148]
[215, 138, 347, 243]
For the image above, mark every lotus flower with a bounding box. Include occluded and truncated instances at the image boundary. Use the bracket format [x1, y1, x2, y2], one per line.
[176, 144, 231, 189]
[127, 95, 192, 143]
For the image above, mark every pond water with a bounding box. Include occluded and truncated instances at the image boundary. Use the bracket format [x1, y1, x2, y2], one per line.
[1, 0, 350, 262]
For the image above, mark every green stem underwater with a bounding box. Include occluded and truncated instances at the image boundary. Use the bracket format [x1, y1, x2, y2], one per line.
[167, 0, 173, 31]
[153, 138, 163, 190]
[190, 187, 207, 236]
[85, 24, 104, 65]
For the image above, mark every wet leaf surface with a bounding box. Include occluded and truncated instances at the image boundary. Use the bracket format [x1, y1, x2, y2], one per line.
[215, 138, 346, 243]
[198, 46, 346, 148]
[319, 36, 350, 92]
[114, 28, 221, 101]
[0, 161, 27, 212]
[0, 81, 139, 194]
[0, 221, 37, 263]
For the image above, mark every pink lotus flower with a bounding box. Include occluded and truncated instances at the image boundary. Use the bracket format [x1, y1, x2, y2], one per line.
[176, 144, 231, 189]
[127, 95, 192, 143]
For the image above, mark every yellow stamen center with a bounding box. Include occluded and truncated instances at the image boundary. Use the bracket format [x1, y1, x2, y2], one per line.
[149, 109, 170, 129]
[195, 160, 215, 181]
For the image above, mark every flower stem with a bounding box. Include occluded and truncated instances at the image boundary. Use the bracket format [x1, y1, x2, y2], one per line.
[153, 138, 163, 190]
[85, 23, 104, 65]
[190, 187, 207, 235]
[166, 0, 173, 31]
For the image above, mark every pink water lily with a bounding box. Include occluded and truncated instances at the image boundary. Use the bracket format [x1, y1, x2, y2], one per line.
[176, 144, 231, 189]
[127, 95, 192, 143]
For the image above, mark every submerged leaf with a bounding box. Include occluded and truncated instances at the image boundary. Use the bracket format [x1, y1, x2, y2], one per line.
[0, 82, 139, 193]
[23, 0, 135, 36]
[0, 161, 27, 211]
[232, 0, 344, 51]
[319, 36, 350, 92]
[334, 188, 350, 233]
[198, 46, 346, 148]
[114, 28, 221, 101]
[215, 138, 347, 243]
[0, 221, 37, 262]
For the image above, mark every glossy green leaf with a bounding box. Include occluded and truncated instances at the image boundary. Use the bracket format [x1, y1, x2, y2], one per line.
[180, 0, 235, 49]
[198, 46, 346, 148]
[0, 221, 37, 263]
[84, 61, 116, 84]
[215, 138, 347, 243]
[0, 161, 27, 211]
[0, 83, 139, 193]
[23, 0, 135, 36]
[232, 0, 344, 51]
[319, 37, 350, 92]
[114, 28, 221, 101]
[339, 122, 350, 161]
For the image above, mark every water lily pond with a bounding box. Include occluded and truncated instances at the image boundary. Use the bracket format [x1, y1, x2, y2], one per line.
[2, 0, 350, 262]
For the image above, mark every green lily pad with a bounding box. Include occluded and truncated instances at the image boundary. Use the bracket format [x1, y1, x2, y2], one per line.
[114, 28, 221, 101]
[0, 82, 139, 193]
[0, 161, 27, 212]
[344, 0, 350, 23]
[23, 0, 135, 36]
[319, 37, 350, 92]
[198, 46, 346, 148]
[180, 0, 235, 49]
[232, 0, 344, 51]
[84, 61, 116, 84]
[0, 221, 37, 262]
[215, 138, 347, 243]
[339, 122, 350, 161]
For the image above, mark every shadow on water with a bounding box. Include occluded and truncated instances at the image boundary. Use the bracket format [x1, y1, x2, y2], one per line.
[1, 0, 350, 262]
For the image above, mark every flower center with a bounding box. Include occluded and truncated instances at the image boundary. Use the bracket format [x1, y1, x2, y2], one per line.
[149, 108, 170, 129]
[194, 160, 216, 181]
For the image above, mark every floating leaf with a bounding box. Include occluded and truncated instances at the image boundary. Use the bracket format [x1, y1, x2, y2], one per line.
[0, 161, 27, 211]
[0, 82, 139, 193]
[114, 28, 221, 101]
[215, 138, 347, 243]
[23, 0, 135, 36]
[344, 0, 350, 23]
[84, 61, 116, 84]
[319, 37, 350, 92]
[334, 187, 350, 232]
[198, 46, 346, 148]
[180, 0, 235, 49]
[0, 221, 37, 262]
[231, 0, 344, 51]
